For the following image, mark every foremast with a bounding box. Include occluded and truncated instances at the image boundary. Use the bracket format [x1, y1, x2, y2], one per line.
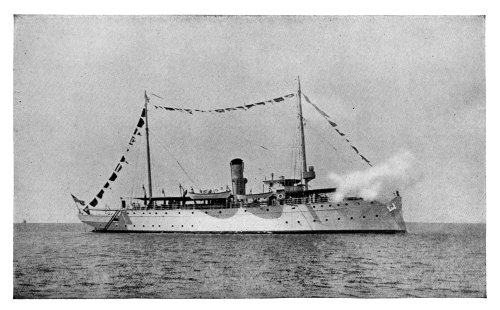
[144, 91, 153, 205]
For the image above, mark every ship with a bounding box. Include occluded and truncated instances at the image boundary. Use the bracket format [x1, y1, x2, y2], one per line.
[73, 78, 407, 233]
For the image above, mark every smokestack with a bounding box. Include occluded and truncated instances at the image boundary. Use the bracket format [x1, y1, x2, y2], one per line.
[230, 158, 247, 195]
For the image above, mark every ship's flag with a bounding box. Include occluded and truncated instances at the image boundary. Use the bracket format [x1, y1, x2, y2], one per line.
[351, 146, 359, 154]
[335, 129, 345, 137]
[71, 194, 85, 206]
[255, 102, 265, 106]
[120, 156, 126, 163]
[83, 206, 90, 215]
[129, 136, 136, 145]
[141, 108, 146, 118]
[114, 163, 122, 173]
[284, 93, 295, 98]
[104, 182, 110, 189]
[360, 155, 372, 166]
[328, 120, 337, 128]
[97, 190, 104, 199]
[137, 118, 145, 128]
[109, 172, 118, 182]
[89, 198, 98, 207]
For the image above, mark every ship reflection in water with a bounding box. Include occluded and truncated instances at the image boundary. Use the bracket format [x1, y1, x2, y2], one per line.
[14, 223, 485, 298]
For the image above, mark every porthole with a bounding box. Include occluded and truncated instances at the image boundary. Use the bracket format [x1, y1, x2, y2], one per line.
[338, 218, 340, 220]
[133, 212, 135, 214]
[362, 216, 366, 219]
[152, 225, 154, 227]
[321, 205, 323, 208]
[148, 212, 151, 215]
[178, 212, 181, 214]
[325, 219, 328, 221]
[345, 203, 348, 206]
[159, 225, 161, 227]
[297, 220, 301, 223]
[313, 206, 316, 208]
[192, 212, 194, 214]
[125, 225, 127, 227]
[155, 212, 157, 214]
[205, 211, 208, 214]
[266, 209, 269, 211]
[375, 215, 379, 217]
[133, 225, 136, 227]
[370, 201, 374, 204]
[181, 225, 184, 227]
[142, 212, 145, 214]
[337, 203, 340, 206]
[329, 204, 332, 207]
[165, 212, 168, 215]
[172, 225, 174, 227]
[350, 217, 353, 220]
[191, 225, 194, 227]
[219, 211, 222, 214]
[115, 224, 118, 227]
[142, 225, 145, 227]
[285, 221, 288, 224]
[313, 219, 316, 222]
[244, 210, 247, 212]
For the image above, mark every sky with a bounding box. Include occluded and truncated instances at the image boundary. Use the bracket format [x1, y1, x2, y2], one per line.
[13, 15, 485, 223]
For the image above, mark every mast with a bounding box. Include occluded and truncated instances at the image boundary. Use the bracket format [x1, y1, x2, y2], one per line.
[297, 76, 308, 190]
[144, 91, 153, 204]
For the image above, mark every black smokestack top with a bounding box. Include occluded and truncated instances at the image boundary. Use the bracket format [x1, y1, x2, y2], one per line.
[230, 158, 243, 165]
[230, 158, 247, 195]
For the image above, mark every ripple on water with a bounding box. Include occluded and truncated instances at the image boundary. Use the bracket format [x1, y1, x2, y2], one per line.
[14, 223, 486, 298]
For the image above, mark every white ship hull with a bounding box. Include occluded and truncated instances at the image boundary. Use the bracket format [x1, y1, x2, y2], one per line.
[78, 196, 406, 233]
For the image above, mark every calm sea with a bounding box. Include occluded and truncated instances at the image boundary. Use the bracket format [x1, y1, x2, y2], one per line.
[13, 223, 486, 298]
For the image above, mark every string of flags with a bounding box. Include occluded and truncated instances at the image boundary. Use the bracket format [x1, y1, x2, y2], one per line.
[302, 92, 373, 167]
[78, 108, 145, 213]
[151, 93, 295, 114]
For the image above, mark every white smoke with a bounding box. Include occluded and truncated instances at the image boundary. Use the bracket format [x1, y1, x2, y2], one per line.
[329, 150, 419, 202]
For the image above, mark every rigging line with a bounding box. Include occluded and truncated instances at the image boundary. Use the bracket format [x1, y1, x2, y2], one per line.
[210, 124, 273, 152]
[291, 124, 299, 180]
[129, 135, 144, 199]
[151, 93, 164, 100]
[298, 114, 338, 152]
[296, 112, 355, 171]
[149, 131, 199, 187]
[302, 93, 372, 167]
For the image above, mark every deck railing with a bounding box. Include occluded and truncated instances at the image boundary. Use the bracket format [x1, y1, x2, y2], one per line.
[87, 195, 355, 213]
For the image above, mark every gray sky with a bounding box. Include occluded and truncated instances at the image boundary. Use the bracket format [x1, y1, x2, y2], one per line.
[14, 15, 485, 223]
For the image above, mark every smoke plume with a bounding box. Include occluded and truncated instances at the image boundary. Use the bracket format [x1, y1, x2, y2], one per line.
[329, 150, 419, 202]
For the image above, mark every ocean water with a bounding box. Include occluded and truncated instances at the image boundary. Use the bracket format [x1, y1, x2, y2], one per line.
[13, 223, 486, 298]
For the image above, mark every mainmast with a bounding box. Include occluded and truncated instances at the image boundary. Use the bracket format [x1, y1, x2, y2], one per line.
[144, 91, 153, 204]
[297, 77, 315, 190]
